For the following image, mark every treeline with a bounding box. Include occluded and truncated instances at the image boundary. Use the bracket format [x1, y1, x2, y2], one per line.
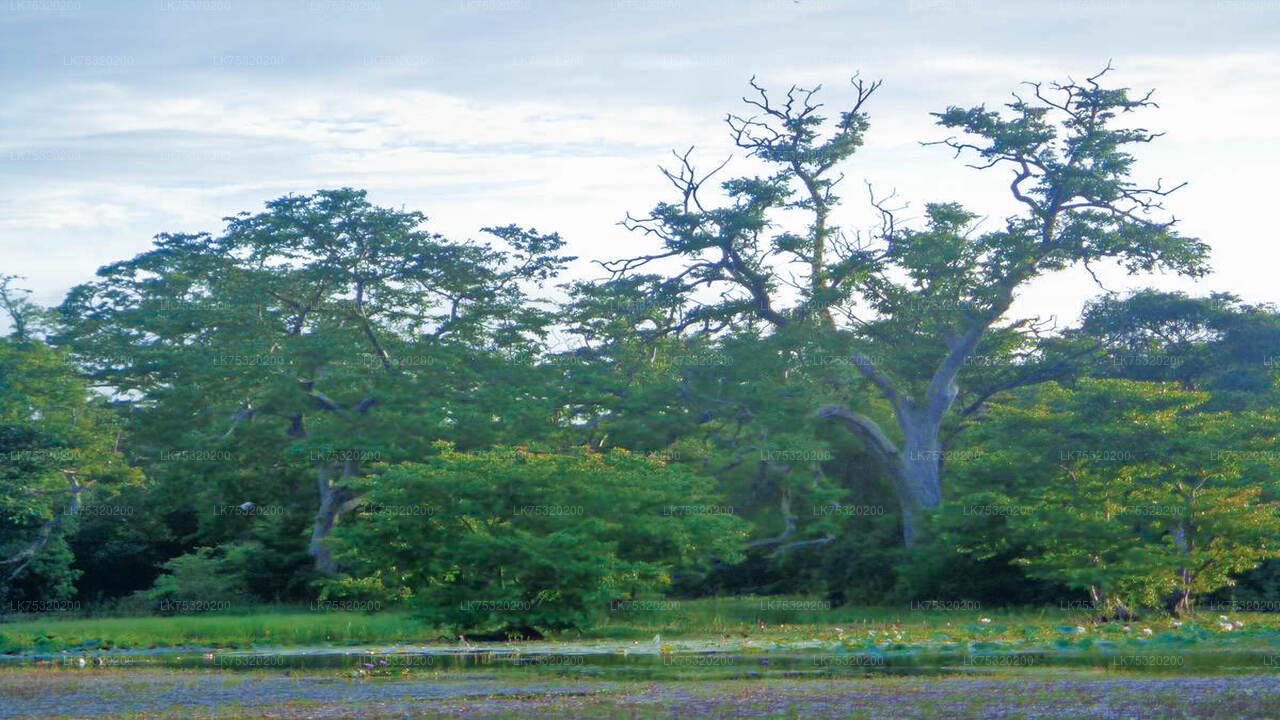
[3, 68, 1280, 631]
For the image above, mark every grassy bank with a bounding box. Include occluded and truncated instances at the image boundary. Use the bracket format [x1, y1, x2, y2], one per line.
[3, 596, 1280, 654]
[0, 609, 426, 652]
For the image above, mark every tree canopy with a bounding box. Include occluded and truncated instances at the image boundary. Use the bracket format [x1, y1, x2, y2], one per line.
[3, 69, 1275, 626]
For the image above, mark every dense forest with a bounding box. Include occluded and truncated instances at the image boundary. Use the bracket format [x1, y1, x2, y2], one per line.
[5, 69, 1280, 634]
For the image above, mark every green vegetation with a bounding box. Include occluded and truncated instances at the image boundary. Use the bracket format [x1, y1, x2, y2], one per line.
[5, 596, 1280, 655]
[5, 68, 1280, 645]
[0, 314, 143, 604]
[0, 608, 427, 652]
[324, 445, 747, 632]
[944, 379, 1280, 617]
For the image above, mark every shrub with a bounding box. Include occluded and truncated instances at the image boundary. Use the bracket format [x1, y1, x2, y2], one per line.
[321, 444, 748, 632]
[133, 545, 252, 610]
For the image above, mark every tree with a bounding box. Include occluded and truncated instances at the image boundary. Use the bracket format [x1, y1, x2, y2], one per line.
[0, 324, 141, 601]
[0, 276, 44, 342]
[53, 189, 572, 574]
[944, 379, 1280, 617]
[605, 67, 1209, 545]
[554, 276, 900, 596]
[1080, 289, 1280, 409]
[322, 444, 747, 632]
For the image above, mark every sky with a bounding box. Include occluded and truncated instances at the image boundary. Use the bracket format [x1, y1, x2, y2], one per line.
[2, 0, 1278, 335]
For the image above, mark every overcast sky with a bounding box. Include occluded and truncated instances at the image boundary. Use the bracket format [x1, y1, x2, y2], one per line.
[2, 0, 1278, 334]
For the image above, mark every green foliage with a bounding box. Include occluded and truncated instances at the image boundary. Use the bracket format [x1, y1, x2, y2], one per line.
[3, 71, 1272, 619]
[1080, 289, 1280, 409]
[891, 533, 1066, 608]
[52, 188, 575, 576]
[604, 68, 1212, 554]
[931, 68, 1210, 278]
[0, 276, 46, 342]
[0, 334, 141, 602]
[136, 545, 253, 607]
[66, 483, 186, 602]
[322, 445, 748, 632]
[944, 380, 1280, 615]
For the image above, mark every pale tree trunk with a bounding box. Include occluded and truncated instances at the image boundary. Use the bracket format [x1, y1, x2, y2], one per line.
[1170, 584, 1194, 617]
[1168, 523, 1194, 617]
[819, 404, 942, 547]
[896, 411, 945, 547]
[1089, 585, 1135, 620]
[822, 322, 981, 547]
[308, 459, 360, 575]
[292, 387, 386, 575]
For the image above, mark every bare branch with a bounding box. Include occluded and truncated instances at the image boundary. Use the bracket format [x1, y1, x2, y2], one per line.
[817, 404, 900, 462]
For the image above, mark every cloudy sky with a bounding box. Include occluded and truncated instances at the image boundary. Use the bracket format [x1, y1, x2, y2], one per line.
[2, 0, 1277, 333]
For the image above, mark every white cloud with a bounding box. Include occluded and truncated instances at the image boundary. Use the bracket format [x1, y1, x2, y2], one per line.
[2, 1, 1277, 334]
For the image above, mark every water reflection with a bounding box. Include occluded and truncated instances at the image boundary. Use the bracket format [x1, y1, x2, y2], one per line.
[3, 647, 1279, 678]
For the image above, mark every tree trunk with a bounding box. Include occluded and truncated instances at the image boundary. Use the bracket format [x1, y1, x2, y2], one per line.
[826, 323, 983, 548]
[893, 414, 944, 547]
[307, 460, 358, 575]
[1168, 523, 1194, 616]
[1089, 585, 1134, 620]
[890, 468, 925, 549]
[1169, 587, 1193, 617]
[818, 404, 942, 548]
